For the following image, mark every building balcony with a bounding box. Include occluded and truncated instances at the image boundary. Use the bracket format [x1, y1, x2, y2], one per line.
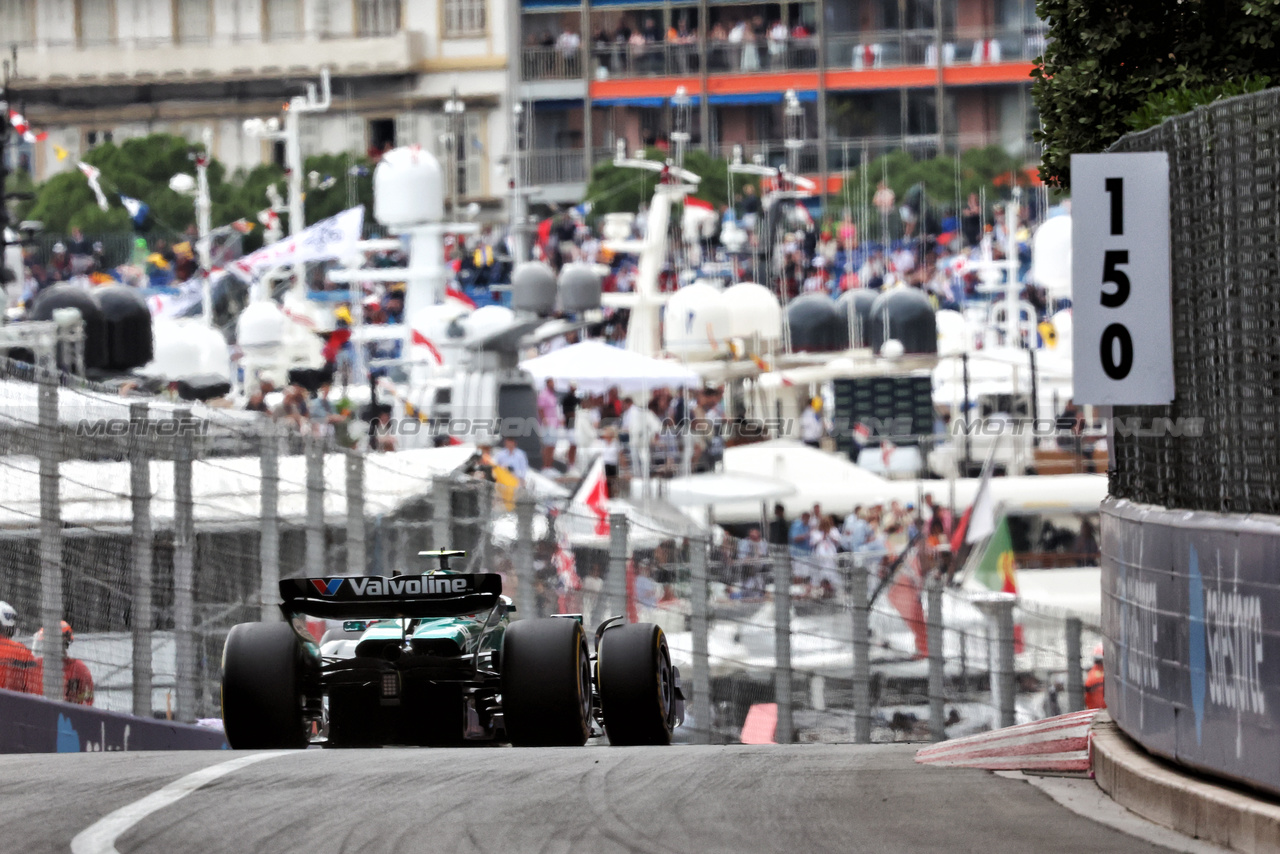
[14, 30, 421, 88]
[521, 27, 1044, 85]
[826, 27, 1047, 70]
[712, 132, 1038, 173]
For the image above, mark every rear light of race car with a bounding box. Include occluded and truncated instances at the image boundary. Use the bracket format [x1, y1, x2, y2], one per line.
[381, 671, 400, 704]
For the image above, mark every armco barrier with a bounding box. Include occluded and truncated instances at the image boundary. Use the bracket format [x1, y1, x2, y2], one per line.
[0, 688, 228, 753]
[1101, 497, 1280, 796]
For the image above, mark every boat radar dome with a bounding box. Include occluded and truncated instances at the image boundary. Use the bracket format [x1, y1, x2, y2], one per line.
[373, 146, 444, 230]
[30, 284, 108, 370]
[785, 293, 848, 352]
[664, 282, 731, 356]
[836, 288, 879, 348]
[511, 261, 558, 315]
[722, 282, 782, 341]
[558, 263, 602, 313]
[869, 287, 937, 355]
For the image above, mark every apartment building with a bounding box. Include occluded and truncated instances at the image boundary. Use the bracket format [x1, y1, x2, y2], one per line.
[4, 0, 516, 210]
[518, 0, 1043, 203]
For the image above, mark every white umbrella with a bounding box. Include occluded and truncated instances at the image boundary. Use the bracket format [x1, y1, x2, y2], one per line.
[519, 340, 700, 394]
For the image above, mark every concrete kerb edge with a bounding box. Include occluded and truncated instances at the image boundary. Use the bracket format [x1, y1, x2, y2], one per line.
[1090, 713, 1280, 853]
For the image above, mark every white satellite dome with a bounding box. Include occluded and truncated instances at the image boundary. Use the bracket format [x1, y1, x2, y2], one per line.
[187, 323, 232, 380]
[237, 301, 286, 350]
[374, 146, 444, 231]
[664, 282, 731, 356]
[722, 282, 783, 341]
[601, 213, 634, 241]
[934, 309, 969, 357]
[1032, 215, 1072, 300]
[462, 305, 515, 344]
[145, 317, 203, 378]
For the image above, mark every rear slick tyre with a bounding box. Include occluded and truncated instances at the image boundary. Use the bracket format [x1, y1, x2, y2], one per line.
[597, 622, 675, 746]
[501, 618, 593, 747]
[221, 622, 312, 749]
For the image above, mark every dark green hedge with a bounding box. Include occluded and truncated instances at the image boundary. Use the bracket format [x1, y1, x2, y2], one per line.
[1033, 0, 1280, 188]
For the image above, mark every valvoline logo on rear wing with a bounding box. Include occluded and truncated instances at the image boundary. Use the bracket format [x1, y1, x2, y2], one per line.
[280, 573, 503, 620]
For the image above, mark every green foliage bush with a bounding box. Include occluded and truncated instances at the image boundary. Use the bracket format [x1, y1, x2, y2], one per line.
[19, 133, 374, 247]
[1033, 0, 1280, 188]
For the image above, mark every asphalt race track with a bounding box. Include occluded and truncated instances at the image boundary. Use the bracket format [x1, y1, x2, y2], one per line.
[2, 744, 1179, 854]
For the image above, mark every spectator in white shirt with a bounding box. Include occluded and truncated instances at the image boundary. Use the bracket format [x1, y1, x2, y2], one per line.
[494, 436, 530, 483]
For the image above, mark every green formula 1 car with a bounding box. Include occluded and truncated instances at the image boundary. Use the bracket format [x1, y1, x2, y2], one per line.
[221, 550, 683, 748]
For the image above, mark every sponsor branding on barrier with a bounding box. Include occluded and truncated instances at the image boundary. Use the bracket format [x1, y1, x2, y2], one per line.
[1205, 588, 1266, 715]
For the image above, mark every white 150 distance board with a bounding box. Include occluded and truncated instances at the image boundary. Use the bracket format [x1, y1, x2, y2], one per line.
[1070, 152, 1175, 405]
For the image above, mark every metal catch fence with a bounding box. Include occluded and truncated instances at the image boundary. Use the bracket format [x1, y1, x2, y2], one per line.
[1108, 88, 1280, 515]
[0, 351, 1098, 740]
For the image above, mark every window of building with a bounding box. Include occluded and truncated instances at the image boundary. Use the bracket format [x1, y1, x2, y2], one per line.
[428, 112, 486, 198]
[0, 0, 36, 49]
[368, 118, 396, 157]
[77, 0, 117, 48]
[265, 0, 303, 41]
[175, 0, 213, 45]
[85, 129, 114, 148]
[444, 0, 486, 38]
[358, 0, 401, 37]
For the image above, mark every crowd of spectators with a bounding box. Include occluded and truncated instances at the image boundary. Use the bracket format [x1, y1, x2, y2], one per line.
[527, 15, 819, 78]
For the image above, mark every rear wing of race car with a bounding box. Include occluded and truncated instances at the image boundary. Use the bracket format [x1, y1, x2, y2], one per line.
[279, 573, 503, 620]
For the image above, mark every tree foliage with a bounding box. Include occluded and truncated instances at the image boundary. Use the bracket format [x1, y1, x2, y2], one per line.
[583, 149, 750, 217]
[845, 146, 1028, 214]
[19, 133, 375, 248]
[1033, 0, 1280, 188]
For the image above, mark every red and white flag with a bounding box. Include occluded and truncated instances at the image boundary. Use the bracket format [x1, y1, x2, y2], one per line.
[411, 329, 445, 366]
[572, 456, 610, 536]
[77, 161, 110, 212]
[445, 286, 477, 309]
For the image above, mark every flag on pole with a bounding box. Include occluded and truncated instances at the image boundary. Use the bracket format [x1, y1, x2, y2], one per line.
[444, 286, 477, 309]
[411, 329, 445, 366]
[77, 162, 110, 212]
[572, 456, 610, 536]
[552, 532, 582, 613]
[119, 196, 150, 228]
[231, 206, 364, 279]
[975, 516, 1018, 596]
[949, 441, 999, 556]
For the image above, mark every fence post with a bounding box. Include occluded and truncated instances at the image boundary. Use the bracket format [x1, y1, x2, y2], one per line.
[514, 490, 537, 618]
[36, 336, 63, 702]
[993, 596, 1016, 729]
[129, 402, 153, 716]
[345, 450, 366, 576]
[1065, 616, 1084, 712]
[259, 425, 281, 622]
[173, 408, 196, 722]
[690, 530, 711, 744]
[850, 555, 872, 743]
[305, 431, 325, 571]
[607, 511, 629, 619]
[774, 546, 793, 745]
[432, 475, 452, 551]
[927, 574, 946, 742]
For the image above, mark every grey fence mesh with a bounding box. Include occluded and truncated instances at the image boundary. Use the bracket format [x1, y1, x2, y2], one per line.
[0, 353, 1097, 740]
[1108, 89, 1280, 514]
